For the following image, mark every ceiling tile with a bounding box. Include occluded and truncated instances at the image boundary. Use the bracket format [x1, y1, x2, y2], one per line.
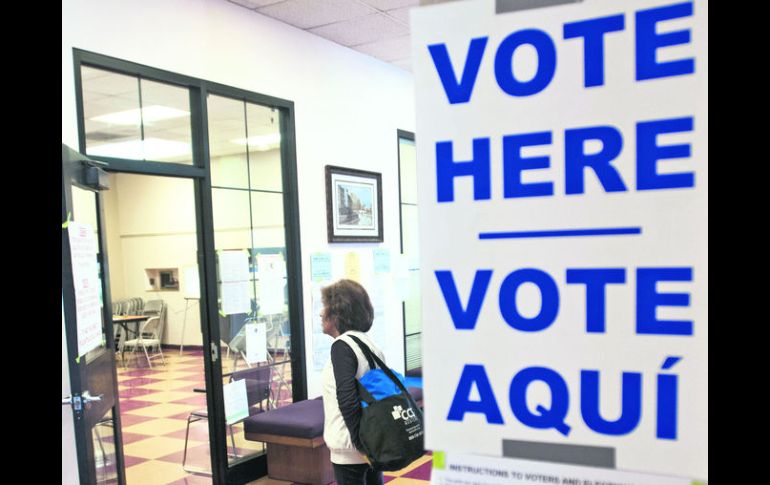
[383, 5, 413, 24]
[309, 13, 409, 47]
[256, 0, 376, 29]
[227, 0, 285, 8]
[354, 35, 411, 62]
[359, 0, 418, 11]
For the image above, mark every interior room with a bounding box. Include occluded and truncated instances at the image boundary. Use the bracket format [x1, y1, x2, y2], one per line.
[64, 1, 708, 484]
[100, 169, 290, 482]
[63, 1, 425, 484]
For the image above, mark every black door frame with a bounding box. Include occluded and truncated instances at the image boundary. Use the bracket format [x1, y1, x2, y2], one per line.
[72, 48, 306, 484]
[396, 129, 419, 374]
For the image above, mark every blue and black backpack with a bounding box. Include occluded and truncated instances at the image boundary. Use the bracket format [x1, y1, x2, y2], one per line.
[347, 335, 425, 471]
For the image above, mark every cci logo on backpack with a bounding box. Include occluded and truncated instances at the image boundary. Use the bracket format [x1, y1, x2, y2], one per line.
[391, 405, 419, 425]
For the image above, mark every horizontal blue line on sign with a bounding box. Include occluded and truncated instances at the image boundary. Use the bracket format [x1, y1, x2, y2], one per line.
[479, 227, 642, 239]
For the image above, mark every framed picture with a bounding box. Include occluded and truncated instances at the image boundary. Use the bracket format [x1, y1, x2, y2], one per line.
[326, 165, 383, 243]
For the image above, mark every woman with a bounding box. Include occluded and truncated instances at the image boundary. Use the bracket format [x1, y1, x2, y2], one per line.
[321, 279, 385, 485]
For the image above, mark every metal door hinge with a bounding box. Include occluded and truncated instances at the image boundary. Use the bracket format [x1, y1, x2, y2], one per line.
[210, 342, 219, 362]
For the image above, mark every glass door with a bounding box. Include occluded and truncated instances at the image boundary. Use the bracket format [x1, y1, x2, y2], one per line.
[73, 50, 305, 484]
[62, 144, 125, 485]
[206, 92, 303, 483]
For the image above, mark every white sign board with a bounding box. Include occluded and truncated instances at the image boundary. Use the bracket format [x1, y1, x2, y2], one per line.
[412, 0, 707, 481]
[183, 265, 200, 299]
[68, 221, 103, 357]
[431, 451, 692, 485]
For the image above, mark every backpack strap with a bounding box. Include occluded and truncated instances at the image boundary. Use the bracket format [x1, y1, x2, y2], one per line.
[339, 336, 377, 405]
[343, 334, 376, 370]
[348, 335, 412, 398]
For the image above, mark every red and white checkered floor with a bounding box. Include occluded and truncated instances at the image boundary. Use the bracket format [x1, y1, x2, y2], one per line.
[96, 349, 431, 484]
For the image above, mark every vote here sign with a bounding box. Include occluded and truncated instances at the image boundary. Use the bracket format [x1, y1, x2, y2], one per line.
[411, 0, 707, 481]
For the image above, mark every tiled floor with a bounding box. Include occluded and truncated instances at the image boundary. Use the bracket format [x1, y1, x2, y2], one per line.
[95, 348, 431, 485]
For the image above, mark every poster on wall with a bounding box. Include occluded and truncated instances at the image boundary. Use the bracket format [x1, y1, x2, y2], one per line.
[311, 281, 332, 371]
[68, 221, 103, 357]
[310, 250, 393, 372]
[412, 0, 707, 481]
[183, 265, 200, 299]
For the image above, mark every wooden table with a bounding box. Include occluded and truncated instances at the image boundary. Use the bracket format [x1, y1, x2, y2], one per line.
[112, 315, 148, 361]
[112, 315, 148, 337]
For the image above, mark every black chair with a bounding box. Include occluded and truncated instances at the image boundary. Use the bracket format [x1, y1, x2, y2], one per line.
[182, 365, 272, 474]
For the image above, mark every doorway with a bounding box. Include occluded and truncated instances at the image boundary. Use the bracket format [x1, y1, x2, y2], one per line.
[102, 172, 214, 483]
[67, 49, 305, 484]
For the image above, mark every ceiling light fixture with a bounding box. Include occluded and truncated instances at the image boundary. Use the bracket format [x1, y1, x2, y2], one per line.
[87, 138, 191, 160]
[231, 133, 281, 151]
[90, 105, 189, 126]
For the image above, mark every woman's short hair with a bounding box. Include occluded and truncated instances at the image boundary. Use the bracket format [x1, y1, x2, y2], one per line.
[321, 279, 374, 334]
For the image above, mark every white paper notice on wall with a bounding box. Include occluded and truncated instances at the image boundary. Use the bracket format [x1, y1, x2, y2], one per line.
[311, 253, 333, 282]
[373, 248, 391, 274]
[68, 221, 103, 357]
[223, 378, 249, 425]
[412, 0, 707, 481]
[183, 265, 200, 299]
[311, 282, 333, 371]
[245, 322, 267, 364]
[393, 254, 412, 302]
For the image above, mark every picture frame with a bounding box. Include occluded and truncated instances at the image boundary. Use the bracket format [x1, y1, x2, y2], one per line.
[325, 165, 383, 243]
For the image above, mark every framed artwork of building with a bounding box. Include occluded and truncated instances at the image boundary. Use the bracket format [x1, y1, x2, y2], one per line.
[325, 165, 383, 243]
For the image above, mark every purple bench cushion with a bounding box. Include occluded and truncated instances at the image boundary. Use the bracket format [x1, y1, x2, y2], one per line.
[408, 386, 423, 404]
[244, 397, 325, 438]
[405, 367, 422, 378]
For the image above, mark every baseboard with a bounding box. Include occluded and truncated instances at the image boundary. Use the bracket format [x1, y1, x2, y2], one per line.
[161, 344, 205, 351]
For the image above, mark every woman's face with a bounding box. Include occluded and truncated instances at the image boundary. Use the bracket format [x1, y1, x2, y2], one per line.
[321, 307, 338, 337]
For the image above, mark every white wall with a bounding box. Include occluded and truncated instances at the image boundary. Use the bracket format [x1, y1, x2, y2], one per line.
[103, 174, 125, 299]
[112, 173, 201, 346]
[62, 0, 416, 398]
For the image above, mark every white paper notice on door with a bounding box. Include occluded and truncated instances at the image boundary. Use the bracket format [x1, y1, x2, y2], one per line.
[68, 221, 102, 357]
[221, 281, 251, 315]
[223, 378, 249, 425]
[259, 278, 285, 315]
[218, 250, 251, 315]
[245, 322, 267, 364]
[258, 254, 286, 315]
[219, 250, 250, 283]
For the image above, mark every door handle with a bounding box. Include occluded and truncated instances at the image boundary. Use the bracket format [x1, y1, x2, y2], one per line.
[82, 390, 103, 403]
[62, 391, 103, 410]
